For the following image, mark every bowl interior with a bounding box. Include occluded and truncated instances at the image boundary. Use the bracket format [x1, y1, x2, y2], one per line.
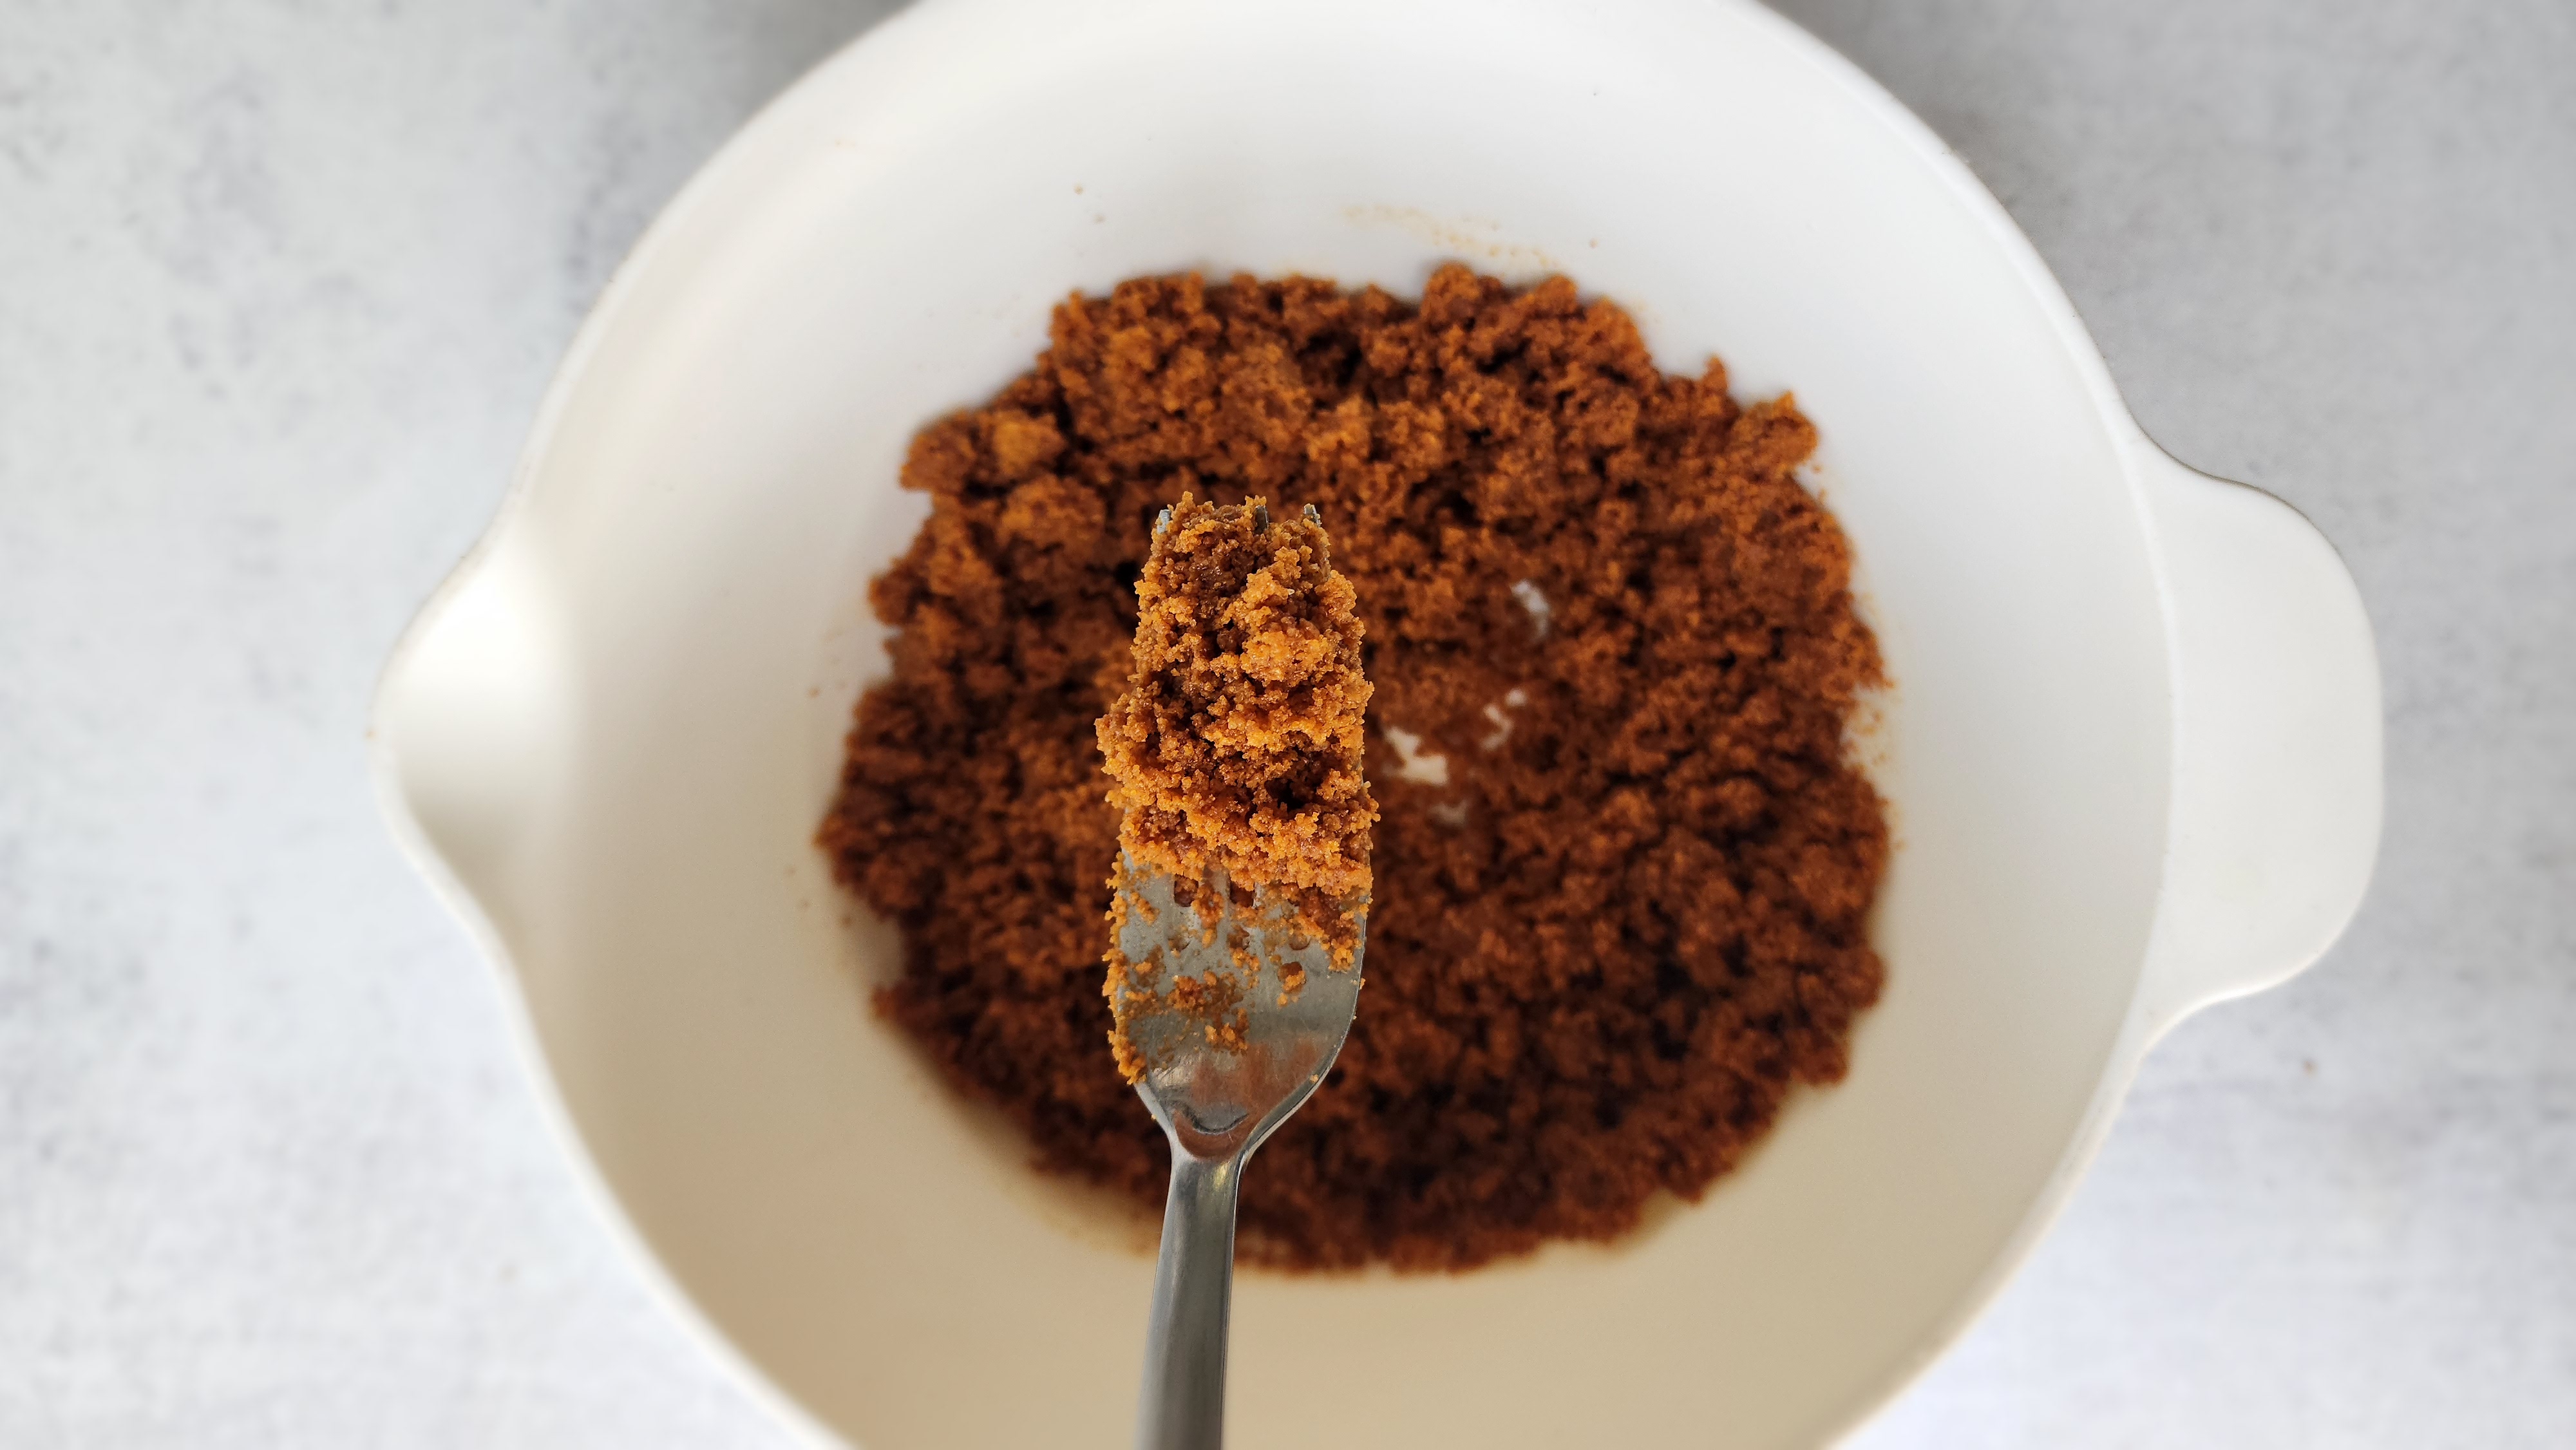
[388, 0, 2174, 1444]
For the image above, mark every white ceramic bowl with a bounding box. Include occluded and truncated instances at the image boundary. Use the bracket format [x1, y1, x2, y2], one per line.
[371, 0, 2382, 1445]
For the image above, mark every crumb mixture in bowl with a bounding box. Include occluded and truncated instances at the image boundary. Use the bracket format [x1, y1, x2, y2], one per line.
[820, 264, 1888, 1270]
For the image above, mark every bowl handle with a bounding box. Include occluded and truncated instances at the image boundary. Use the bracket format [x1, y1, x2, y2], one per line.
[2129, 438, 2382, 1035]
[368, 541, 576, 939]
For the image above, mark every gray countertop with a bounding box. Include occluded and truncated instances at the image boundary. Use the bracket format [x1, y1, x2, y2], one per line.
[3, 1, 2568, 1444]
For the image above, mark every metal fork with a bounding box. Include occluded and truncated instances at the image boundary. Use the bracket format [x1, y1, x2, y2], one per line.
[1108, 856, 1366, 1450]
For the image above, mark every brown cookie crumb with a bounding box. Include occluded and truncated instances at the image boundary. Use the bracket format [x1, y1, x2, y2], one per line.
[820, 265, 1888, 1271]
[1098, 494, 1374, 943]
[1095, 493, 1374, 1079]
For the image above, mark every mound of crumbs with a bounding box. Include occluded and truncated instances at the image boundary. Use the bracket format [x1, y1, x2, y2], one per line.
[820, 263, 1888, 1271]
[1097, 494, 1376, 1079]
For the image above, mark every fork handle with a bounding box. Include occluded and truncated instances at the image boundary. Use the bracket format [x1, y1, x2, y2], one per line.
[1136, 1150, 1241, 1450]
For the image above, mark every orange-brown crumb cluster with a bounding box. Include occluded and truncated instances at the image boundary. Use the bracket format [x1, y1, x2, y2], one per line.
[1095, 494, 1374, 1080]
[1098, 493, 1374, 942]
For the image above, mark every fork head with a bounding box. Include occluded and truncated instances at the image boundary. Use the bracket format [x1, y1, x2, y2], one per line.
[1107, 853, 1365, 1163]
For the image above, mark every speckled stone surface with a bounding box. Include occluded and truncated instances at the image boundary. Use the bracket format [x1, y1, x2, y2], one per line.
[2, 1, 2568, 1445]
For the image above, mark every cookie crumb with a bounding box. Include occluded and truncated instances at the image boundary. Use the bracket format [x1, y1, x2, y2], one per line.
[822, 266, 1886, 1271]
